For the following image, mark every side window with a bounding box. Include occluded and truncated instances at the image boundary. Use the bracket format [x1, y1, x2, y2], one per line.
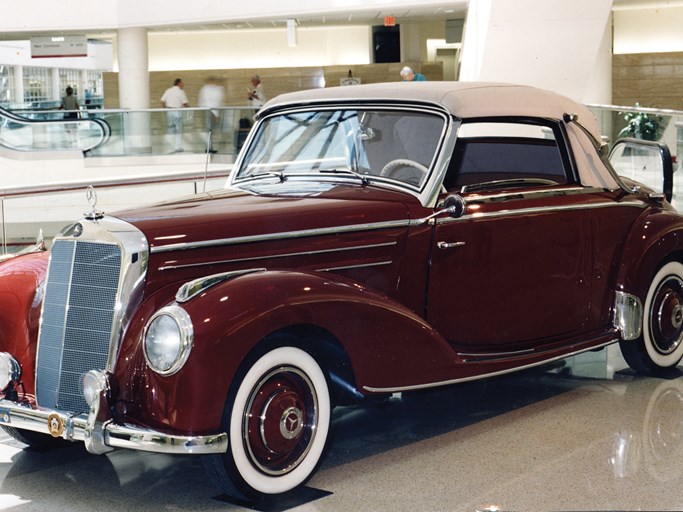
[443, 121, 571, 192]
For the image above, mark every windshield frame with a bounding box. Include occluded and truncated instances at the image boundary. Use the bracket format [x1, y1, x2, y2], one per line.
[228, 102, 454, 206]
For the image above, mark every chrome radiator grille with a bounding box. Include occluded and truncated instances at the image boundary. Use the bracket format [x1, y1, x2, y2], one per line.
[36, 239, 122, 414]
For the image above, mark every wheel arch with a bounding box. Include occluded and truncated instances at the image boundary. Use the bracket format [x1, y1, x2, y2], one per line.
[236, 323, 365, 407]
[615, 210, 683, 301]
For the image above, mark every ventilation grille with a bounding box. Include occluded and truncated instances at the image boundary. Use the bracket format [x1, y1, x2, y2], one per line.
[35, 240, 121, 414]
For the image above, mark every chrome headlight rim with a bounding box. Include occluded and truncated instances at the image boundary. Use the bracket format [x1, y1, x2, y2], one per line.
[143, 305, 194, 376]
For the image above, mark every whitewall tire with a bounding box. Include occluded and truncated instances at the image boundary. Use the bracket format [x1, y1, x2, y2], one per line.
[621, 261, 683, 373]
[204, 346, 331, 498]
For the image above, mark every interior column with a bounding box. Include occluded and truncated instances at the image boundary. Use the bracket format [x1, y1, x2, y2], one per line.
[117, 27, 151, 152]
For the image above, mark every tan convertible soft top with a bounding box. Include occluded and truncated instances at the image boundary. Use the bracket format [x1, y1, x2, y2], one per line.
[260, 82, 618, 190]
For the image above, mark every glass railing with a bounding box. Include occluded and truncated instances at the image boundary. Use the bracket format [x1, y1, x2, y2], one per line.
[1, 106, 259, 157]
[587, 104, 683, 157]
[588, 103, 683, 211]
[7, 102, 681, 162]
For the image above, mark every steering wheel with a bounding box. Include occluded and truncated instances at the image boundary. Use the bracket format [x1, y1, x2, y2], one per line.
[379, 159, 429, 181]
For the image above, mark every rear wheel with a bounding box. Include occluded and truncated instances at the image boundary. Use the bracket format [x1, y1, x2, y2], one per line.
[620, 261, 683, 374]
[203, 346, 331, 499]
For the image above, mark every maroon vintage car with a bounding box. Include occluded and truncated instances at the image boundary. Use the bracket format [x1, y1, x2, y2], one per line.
[0, 82, 680, 500]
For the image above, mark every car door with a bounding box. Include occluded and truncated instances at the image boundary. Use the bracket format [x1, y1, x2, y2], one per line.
[426, 119, 595, 349]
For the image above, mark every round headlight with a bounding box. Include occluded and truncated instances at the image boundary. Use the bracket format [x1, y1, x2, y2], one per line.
[143, 306, 194, 375]
[0, 352, 21, 390]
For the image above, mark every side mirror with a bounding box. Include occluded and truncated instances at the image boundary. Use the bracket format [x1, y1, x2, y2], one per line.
[609, 137, 674, 203]
[444, 194, 467, 218]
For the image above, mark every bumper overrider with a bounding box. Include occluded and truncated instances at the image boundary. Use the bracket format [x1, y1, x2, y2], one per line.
[0, 363, 228, 456]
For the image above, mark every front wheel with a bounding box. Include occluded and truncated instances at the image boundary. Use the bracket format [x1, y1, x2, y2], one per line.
[620, 261, 683, 374]
[1, 426, 68, 451]
[203, 346, 331, 499]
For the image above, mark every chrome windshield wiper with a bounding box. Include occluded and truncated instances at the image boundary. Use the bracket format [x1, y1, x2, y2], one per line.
[250, 171, 287, 182]
[319, 168, 371, 186]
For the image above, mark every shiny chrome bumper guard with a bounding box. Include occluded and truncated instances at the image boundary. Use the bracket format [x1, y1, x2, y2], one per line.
[0, 370, 228, 455]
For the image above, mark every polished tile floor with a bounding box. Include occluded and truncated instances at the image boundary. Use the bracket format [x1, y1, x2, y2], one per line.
[1, 345, 682, 511]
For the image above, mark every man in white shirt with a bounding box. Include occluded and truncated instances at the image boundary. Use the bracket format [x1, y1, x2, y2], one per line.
[161, 78, 190, 152]
[198, 76, 225, 153]
[247, 75, 266, 109]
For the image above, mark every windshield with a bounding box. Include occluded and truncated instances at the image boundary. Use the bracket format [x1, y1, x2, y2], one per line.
[234, 108, 446, 189]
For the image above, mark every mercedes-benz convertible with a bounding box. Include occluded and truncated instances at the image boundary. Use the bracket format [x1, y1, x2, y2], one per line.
[0, 82, 679, 500]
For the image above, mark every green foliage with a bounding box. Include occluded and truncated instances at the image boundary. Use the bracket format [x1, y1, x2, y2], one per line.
[618, 103, 663, 141]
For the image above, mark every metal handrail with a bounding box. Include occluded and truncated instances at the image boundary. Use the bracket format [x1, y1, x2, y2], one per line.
[0, 166, 233, 255]
[0, 167, 231, 200]
[586, 103, 683, 116]
[0, 105, 110, 152]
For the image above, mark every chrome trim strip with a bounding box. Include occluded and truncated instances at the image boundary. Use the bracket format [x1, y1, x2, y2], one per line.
[317, 260, 392, 272]
[175, 269, 266, 301]
[457, 347, 535, 359]
[158, 241, 398, 271]
[613, 291, 643, 341]
[362, 338, 618, 393]
[151, 221, 409, 254]
[153, 197, 644, 256]
[461, 186, 589, 204]
[435, 199, 646, 225]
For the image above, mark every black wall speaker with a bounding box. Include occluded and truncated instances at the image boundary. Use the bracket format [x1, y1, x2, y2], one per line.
[372, 25, 400, 63]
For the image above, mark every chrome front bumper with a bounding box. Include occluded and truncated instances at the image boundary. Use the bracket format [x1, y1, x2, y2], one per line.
[0, 381, 228, 456]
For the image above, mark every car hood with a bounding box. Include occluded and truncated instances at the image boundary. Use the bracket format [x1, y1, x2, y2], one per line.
[112, 183, 415, 254]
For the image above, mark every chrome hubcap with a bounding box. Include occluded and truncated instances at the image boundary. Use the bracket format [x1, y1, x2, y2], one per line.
[244, 366, 318, 476]
[652, 276, 683, 355]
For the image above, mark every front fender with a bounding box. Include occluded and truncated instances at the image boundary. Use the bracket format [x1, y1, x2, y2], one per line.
[124, 270, 455, 433]
[615, 208, 683, 300]
[186, 269, 456, 387]
[0, 252, 49, 396]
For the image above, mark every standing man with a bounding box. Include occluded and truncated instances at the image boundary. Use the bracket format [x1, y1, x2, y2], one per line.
[198, 76, 225, 153]
[247, 75, 266, 109]
[60, 86, 80, 145]
[161, 78, 189, 152]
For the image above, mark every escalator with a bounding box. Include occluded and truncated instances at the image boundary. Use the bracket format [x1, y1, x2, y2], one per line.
[0, 106, 110, 153]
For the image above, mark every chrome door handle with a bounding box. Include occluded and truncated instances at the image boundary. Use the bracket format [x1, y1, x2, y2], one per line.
[437, 241, 466, 249]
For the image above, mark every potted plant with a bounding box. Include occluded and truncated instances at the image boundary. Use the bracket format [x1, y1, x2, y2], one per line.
[618, 103, 664, 141]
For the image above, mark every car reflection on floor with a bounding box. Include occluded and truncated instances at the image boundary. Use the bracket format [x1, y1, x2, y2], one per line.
[0, 345, 682, 512]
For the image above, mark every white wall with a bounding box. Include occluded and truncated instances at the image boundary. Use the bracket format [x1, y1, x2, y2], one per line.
[460, 0, 613, 103]
[138, 26, 372, 72]
[585, 14, 613, 105]
[614, 5, 683, 54]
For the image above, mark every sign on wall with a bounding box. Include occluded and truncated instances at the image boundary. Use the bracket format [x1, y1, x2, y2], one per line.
[31, 36, 87, 58]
